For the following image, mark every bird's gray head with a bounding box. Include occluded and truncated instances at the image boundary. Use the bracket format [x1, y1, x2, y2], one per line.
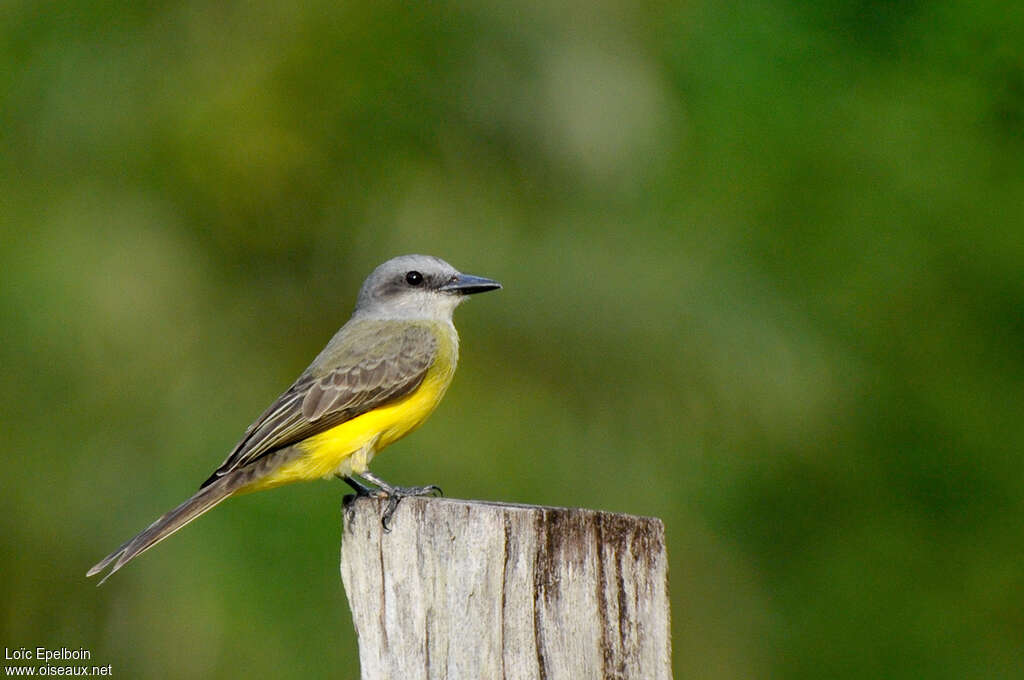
[354, 254, 501, 321]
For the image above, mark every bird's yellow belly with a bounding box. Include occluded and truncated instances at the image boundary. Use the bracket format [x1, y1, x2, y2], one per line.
[242, 344, 456, 492]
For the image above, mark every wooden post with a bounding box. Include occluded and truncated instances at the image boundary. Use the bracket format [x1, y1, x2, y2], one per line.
[340, 496, 672, 680]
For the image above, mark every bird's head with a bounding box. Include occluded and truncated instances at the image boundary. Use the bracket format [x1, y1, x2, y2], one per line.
[354, 254, 501, 321]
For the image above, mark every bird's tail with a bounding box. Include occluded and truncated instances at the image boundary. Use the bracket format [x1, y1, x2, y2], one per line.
[87, 476, 239, 585]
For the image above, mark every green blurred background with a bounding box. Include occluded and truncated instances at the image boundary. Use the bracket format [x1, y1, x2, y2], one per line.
[2, 0, 1023, 677]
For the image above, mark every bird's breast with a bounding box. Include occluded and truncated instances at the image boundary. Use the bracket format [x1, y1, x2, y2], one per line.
[247, 324, 460, 489]
[369, 326, 459, 449]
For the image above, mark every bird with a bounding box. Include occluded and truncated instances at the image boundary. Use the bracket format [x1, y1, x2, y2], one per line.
[87, 254, 501, 584]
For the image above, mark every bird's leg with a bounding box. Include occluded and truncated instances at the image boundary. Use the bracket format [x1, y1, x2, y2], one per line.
[340, 475, 381, 497]
[360, 470, 443, 499]
[358, 470, 443, 531]
[338, 475, 390, 524]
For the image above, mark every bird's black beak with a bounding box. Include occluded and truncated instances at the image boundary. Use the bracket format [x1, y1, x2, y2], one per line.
[441, 273, 502, 295]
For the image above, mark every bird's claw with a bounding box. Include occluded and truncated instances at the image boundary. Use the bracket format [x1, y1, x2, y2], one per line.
[380, 484, 443, 532]
[343, 474, 442, 531]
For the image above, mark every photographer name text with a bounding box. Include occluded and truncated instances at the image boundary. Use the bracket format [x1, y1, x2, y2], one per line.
[5, 648, 90, 662]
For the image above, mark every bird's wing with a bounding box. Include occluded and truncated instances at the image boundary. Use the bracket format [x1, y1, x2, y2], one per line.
[200, 322, 438, 487]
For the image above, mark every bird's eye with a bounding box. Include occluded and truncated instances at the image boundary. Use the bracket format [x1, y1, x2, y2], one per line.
[405, 270, 423, 286]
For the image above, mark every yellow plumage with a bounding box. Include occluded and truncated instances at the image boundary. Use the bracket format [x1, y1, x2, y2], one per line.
[240, 325, 458, 492]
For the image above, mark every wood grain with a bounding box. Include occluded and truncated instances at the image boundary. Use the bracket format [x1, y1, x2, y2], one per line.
[340, 496, 672, 680]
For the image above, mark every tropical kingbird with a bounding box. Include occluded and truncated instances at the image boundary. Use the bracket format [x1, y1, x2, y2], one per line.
[88, 254, 500, 583]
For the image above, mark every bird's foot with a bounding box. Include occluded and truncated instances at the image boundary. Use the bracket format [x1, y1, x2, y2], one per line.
[351, 471, 442, 531]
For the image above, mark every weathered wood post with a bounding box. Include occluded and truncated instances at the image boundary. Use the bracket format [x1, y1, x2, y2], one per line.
[340, 496, 672, 679]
